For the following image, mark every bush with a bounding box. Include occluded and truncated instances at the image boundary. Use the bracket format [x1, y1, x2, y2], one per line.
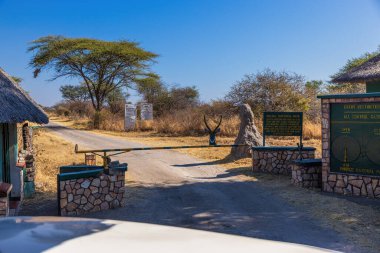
[154, 107, 239, 137]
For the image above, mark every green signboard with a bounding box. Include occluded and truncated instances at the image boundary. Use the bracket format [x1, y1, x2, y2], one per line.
[330, 103, 380, 177]
[263, 112, 303, 146]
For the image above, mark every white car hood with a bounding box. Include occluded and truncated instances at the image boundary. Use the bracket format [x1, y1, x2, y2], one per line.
[0, 216, 337, 253]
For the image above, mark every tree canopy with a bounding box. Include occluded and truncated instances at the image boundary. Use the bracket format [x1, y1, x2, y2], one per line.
[28, 35, 158, 128]
[225, 69, 309, 117]
[60, 84, 89, 102]
[137, 80, 199, 116]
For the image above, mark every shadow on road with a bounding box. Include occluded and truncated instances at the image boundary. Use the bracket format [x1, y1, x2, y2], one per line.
[172, 154, 239, 167]
[82, 179, 359, 252]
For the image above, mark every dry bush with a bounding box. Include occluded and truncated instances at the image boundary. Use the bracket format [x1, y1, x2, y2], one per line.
[139, 120, 154, 131]
[154, 108, 240, 137]
[98, 111, 154, 132]
[99, 111, 124, 131]
[52, 104, 321, 140]
[154, 108, 203, 135]
[303, 121, 321, 140]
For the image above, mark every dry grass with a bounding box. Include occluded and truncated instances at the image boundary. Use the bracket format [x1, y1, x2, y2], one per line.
[33, 128, 84, 192]
[303, 121, 322, 140]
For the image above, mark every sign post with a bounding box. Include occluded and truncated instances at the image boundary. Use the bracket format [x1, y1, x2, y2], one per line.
[140, 103, 153, 121]
[124, 104, 137, 130]
[263, 112, 303, 146]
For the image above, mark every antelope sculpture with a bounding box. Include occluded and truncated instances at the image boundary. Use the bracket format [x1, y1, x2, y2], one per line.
[204, 115, 222, 145]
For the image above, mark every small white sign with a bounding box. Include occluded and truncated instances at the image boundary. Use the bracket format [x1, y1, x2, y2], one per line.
[124, 104, 137, 130]
[140, 103, 153, 121]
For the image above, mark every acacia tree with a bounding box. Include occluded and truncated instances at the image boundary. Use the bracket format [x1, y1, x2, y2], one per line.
[28, 36, 158, 128]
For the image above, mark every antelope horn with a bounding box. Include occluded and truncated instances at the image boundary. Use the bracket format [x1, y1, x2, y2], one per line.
[204, 115, 212, 132]
[214, 116, 223, 133]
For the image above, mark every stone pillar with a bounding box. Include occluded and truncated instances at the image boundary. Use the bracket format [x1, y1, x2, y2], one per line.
[291, 159, 322, 188]
[58, 164, 128, 216]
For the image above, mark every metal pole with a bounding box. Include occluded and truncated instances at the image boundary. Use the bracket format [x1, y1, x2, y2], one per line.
[103, 151, 109, 174]
[75, 144, 249, 154]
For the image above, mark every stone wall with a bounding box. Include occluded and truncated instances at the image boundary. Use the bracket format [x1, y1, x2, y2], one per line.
[321, 96, 380, 198]
[0, 197, 9, 217]
[252, 147, 315, 175]
[17, 124, 36, 198]
[0, 183, 12, 217]
[291, 159, 322, 188]
[58, 167, 127, 216]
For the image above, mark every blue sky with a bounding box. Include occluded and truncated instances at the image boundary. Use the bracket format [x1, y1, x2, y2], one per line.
[1, 0, 380, 106]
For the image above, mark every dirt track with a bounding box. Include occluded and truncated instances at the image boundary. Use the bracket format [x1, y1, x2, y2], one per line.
[33, 123, 366, 252]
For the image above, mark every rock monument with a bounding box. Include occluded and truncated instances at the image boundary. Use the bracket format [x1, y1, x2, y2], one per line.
[231, 104, 263, 158]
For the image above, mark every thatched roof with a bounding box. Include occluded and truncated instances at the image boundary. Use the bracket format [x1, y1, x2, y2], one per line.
[0, 68, 49, 124]
[332, 54, 380, 83]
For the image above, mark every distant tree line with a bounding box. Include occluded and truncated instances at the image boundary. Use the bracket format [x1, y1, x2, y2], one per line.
[28, 35, 379, 126]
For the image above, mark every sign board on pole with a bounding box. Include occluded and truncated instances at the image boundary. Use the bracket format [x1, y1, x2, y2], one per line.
[140, 103, 153, 121]
[263, 112, 303, 146]
[124, 104, 136, 130]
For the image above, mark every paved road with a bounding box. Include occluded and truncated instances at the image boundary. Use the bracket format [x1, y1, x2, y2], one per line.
[45, 123, 358, 252]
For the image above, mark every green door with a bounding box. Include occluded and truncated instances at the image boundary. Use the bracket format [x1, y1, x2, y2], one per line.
[0, 124, 11, 183]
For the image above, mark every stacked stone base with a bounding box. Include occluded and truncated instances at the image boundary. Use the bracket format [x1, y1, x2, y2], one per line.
[324, 174, 380, 198]
[59, 167, 127, 216]
[252, 147, 316, 175]
[291, 159, 322, 188]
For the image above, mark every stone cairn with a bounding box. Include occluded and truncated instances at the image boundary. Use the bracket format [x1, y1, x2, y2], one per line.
[231, 104, 263, 158]
[59, 166, 127, 216]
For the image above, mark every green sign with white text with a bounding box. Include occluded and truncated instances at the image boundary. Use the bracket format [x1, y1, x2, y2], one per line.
[330, 103, 380, 177]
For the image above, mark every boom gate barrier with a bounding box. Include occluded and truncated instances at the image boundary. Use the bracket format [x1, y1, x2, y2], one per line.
[74, 115, 248, 173]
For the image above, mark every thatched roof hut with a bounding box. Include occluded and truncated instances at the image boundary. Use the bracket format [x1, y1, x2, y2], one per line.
[332, 54, 380, 83]
[0, 68, 48, 124]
